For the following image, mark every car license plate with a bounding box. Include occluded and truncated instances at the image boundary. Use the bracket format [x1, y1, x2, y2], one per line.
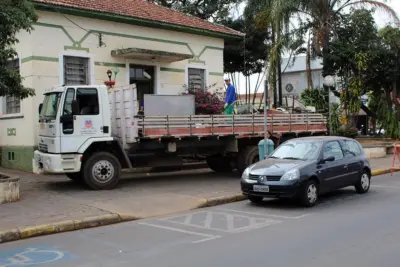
[253, 185, 269, 192]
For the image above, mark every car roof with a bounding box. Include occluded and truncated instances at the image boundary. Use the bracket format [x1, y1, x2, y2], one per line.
[286, 136, 358, 142]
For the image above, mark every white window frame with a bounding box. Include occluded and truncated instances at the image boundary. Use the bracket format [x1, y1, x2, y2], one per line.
[59, 51, 95, 86]
[185, 64, 209, 91]
[125, 59, 161, 94]
[0, 56, 23, 119]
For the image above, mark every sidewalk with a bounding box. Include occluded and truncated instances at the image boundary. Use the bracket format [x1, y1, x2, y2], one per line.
[0, 155, 397, 242]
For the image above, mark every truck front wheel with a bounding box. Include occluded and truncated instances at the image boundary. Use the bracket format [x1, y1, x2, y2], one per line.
[83, 152, 121, 190]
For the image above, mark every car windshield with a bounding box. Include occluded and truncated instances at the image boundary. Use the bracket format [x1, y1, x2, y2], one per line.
[40, 92, 62, 120]
[268, 140, 323, 161]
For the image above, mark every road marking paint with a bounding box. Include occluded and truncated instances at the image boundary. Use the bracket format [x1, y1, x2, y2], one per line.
[159, 211, 280, 233]
[216, 208, 309, 219]
[138, 222, 220, 244]
[372, 185, 400, 189]
[231, 220, 282, 233]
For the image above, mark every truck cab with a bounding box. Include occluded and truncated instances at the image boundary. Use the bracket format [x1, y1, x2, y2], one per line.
[35, 85, 113, 174]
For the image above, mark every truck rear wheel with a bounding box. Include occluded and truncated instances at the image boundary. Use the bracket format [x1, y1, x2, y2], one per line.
[83, 152, 121, 190]
[206, 157, 233, 173]
[237, 146, 259, 175]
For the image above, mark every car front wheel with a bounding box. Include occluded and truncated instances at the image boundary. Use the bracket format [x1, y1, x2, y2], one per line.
[355, 171, 370, 194]
[301, 180, 318, 207]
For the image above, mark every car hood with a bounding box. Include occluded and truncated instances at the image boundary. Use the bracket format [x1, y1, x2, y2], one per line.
[249, 159, 312, 176]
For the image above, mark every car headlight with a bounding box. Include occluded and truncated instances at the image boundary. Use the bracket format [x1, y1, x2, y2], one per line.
[281, 169, 300, 181]
[241, 167, 250, 180]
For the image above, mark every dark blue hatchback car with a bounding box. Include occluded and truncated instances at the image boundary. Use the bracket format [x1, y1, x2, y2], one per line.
[241, 136, 371, 207]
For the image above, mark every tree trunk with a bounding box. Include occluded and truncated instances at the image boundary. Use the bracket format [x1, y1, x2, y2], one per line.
[271, 29, 277, 107]
[306, 33, 313, 89]
[277, 22, 282, 107]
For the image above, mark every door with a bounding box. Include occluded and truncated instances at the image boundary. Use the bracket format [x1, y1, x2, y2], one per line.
[60, 87, 103, 153]
[129, 64, 155, 112]
[341, 140, 363, 185]
[317, 140, 347, 191]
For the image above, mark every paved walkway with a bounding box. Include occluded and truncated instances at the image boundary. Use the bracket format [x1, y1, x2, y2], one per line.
[0, 155, 396, 232]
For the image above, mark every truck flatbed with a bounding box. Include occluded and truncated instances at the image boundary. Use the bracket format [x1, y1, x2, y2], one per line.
[137, 113, 327, 138]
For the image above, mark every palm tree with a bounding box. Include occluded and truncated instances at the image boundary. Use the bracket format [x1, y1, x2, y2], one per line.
[251, 0, 399, 95]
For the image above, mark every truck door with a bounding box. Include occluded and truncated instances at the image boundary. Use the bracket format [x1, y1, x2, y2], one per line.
[60, 87, 103, 153]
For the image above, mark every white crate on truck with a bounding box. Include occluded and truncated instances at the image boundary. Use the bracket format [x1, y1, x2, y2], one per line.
[109, 84, 138, 146]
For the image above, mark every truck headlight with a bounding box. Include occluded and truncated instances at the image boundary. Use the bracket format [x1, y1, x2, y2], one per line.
[281, 169, 300, 181]
[241, 167, 250, 180]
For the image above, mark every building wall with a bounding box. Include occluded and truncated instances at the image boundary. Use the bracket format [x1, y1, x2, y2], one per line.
[281, 70, 324, 99]
[0, 10, 225, 172]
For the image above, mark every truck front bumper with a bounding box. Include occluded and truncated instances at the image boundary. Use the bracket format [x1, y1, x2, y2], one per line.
[34, 150, 82, 173]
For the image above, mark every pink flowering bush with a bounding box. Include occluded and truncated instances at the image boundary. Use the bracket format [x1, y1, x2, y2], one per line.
[182, 87, 225, 115]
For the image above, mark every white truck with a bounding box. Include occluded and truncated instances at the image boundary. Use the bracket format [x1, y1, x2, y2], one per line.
[34, 84, 327, 190]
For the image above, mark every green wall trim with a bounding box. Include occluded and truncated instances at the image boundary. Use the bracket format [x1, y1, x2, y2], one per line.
[33, 21, 224, 61]
[95, 62, 126, 68]
[20, 56, 126, 69]
[189, 60, 205, 64]
[34, 22, 77, 45]
[64, 45, 90, 52]
[197, 46, 224, 58]
[209, 72, 224, 76]
[160, 67, 185, 73]
[1, 146, 35, 172]
[21, 56, 59, 63]
[33, 3, 243, 40]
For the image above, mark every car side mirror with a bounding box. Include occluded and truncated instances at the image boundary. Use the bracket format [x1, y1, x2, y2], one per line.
[38, 103, 43, 114]
[319, 156, 335, 164]
[71, 100, 79, 115]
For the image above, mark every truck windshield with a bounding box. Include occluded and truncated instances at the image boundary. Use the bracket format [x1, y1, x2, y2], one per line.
[40, 92, 62, 119]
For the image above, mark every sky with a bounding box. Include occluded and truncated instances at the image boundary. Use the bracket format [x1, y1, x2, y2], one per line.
[228, 0, 400, 94]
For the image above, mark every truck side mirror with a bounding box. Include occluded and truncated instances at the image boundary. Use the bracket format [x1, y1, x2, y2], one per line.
[71, 100, 79, 115]
[38, 103, 43, 114]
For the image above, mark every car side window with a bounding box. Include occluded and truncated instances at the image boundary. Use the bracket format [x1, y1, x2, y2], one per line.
[323, 141, 344, 161]
[342, 140, 362, 157]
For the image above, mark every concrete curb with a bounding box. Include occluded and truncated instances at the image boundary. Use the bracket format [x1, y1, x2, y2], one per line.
[1, 167, 398, 244]
[0, 213, 140, 244]
[371, 168, 399, 176]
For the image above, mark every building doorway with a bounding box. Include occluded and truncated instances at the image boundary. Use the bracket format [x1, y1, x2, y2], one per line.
[129, 64, 155, 110]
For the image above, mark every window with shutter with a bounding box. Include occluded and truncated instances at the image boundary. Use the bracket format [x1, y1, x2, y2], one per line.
[64, 56, 89, 85]
[188, 68, 205, 91]
[5, 59, 21, 114]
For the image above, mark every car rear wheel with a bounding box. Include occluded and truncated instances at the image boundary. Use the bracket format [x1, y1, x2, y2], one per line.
[355, 171, 370, 194]
[248, 195, 263, 203]
[301, 180, 318, 207]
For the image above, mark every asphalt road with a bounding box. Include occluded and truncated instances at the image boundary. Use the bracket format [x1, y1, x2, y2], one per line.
[2, 173, 400, 267]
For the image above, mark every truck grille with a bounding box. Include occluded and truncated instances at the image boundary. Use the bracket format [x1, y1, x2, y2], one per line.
[249, 174, 281, 181]
[39, 143, 48, 153]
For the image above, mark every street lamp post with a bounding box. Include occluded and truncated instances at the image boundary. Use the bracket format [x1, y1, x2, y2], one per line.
[323, 75, 335, 136]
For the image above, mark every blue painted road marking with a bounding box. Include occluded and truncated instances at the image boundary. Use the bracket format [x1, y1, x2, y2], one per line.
[0, 246, 73, 266]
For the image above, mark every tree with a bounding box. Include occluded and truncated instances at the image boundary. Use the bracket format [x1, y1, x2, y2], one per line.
[221, 9, 270, 106]
[0, 0, 37, 98]
[147, 0, 241, 22]
[324, 9, 378, 126]
[251, 0, 399, 101]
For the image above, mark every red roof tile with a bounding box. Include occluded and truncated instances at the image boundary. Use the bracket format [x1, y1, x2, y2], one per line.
[32, 0, 244, 37]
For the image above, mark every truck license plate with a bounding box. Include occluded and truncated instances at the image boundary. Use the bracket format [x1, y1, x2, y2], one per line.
[253, 185, 269, 192]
